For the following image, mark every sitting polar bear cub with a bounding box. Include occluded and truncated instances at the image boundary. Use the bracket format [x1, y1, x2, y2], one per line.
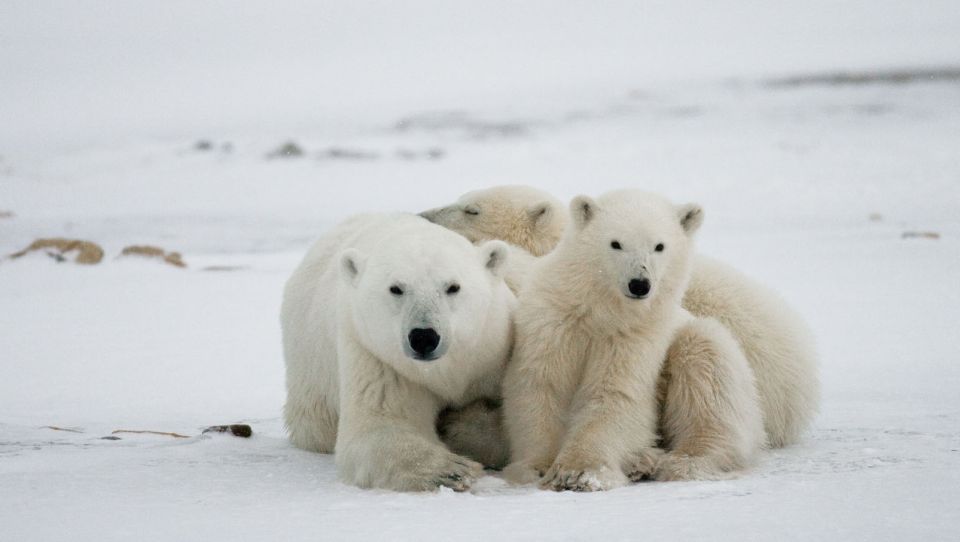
[503, 190, 765, 490]
[281, 213, 515, 491]
[424, 185, 819, 451]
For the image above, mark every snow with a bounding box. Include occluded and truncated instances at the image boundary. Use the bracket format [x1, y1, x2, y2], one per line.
[2, 2, 960, 540]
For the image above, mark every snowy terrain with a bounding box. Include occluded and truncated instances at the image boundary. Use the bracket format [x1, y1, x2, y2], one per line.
[2, 2, 960, 541]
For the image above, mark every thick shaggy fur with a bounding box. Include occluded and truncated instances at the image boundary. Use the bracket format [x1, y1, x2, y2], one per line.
[424, 185, 819, 450]
[502, 190, 764, 490]
[655, 318, 766, 480]
[281, 213, 515, 491]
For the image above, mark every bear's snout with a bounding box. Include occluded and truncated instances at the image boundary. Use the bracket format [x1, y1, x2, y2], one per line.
[627, 278, 652, 299]
[408, 328, 442, 360]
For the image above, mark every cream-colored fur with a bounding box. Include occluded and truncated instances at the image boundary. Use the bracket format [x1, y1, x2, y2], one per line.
[421, 185, 565, 258]
[437, 399, 510, 470]
[502, 190, 760, 490]
[424, 185, 819, 449]
[653, 317, 766, 480]
[281, 213, 515, 491]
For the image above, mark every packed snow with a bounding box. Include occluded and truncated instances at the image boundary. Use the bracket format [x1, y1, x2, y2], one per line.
[2, 2, 959, 541]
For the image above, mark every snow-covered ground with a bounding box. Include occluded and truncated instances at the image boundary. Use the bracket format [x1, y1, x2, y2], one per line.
[2, 2, 960, 540]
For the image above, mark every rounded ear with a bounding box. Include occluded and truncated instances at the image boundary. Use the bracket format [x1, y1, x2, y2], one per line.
[478, 240, 509, 278]
[569, 195, 598, 230]
[339, 248, 366, 286]
[527, 201, 553, 228]
[677, 203, 704, 235]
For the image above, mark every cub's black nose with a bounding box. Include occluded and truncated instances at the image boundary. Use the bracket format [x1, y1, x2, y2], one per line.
[409, 328, 441, 357]
[628, 278, 651, 298]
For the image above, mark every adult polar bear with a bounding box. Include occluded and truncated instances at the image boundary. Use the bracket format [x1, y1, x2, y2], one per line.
[422, 186, 819, 451]
[281, 213, 515, 491]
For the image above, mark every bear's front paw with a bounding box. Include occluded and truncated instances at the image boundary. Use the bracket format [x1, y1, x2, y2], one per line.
[624, 447, 664, 482]
[502, 462, 543, 485]
[384, 450, 484, 492]
[430, 453, 485, 492]
[539, 463, 627, 492]
[654, 452, 723, 481]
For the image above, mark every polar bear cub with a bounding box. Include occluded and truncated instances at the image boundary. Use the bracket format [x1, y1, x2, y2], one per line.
[502, 190, 764, 490]
[281, 213, 515, 491]
[420, 185, 565, 257]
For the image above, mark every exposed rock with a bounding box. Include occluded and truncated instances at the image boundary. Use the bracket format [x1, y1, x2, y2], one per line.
[396, 147, 445, 160]
[395, 111, 531, 139]
[202, 424, 253, 438]
[0, 210, 14, 219]
[766, 67, 960, 88]
[9, 238, 104, 264]
[267, 141, 304, 159]
[901, 231, 940, 240]
[316, 147, 379, 161]
[119, 245, 187, 268]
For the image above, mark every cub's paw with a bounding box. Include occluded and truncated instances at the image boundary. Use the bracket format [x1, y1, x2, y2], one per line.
[624, 448, 665, 482]
[539, 463, 627, 492]
[654, 452, 724, 481]
[502, 462, 543, 486]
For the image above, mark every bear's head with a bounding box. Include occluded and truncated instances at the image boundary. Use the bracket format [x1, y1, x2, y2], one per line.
[338, 228, 510, 366]
[420, 185, 565, 257]
[565, 189, 703, 309]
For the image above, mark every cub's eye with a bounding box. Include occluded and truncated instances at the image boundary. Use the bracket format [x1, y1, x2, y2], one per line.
[610, 241, 622, 250]
[655, 243, 665, 252]
[389, 285, 404, 296]
[446, 284, 460, 295]
[463, 205, 480, 216]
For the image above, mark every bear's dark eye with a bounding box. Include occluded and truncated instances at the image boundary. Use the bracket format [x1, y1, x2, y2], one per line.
[655, 243, 665, 252]
[463, 206, 480, 216]
[610, 240, 622, 250]
[389, 285, 403, 296]
[446, 284, 460, 295]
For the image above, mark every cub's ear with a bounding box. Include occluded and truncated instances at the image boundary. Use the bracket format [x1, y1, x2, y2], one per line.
[677, 203, 704, 235]
[478, 240, 509, 278]
[527, 201, 553, 228]
[570, 195, 598, 230]
[339, 248, 366, 286]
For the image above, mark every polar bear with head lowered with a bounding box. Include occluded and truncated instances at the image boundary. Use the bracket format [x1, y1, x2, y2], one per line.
[281, 213, 514, 491]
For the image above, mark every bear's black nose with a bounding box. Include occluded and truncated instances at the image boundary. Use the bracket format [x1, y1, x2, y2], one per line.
[409, 328, 441, 358]
[628, 278, 651, 298]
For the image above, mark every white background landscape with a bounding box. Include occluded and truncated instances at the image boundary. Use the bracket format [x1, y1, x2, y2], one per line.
[1, 2, 959, 540]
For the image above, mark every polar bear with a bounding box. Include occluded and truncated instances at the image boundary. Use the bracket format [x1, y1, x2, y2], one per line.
[424, 186, 818, 449]
[281, 213, 515, 491]
[501, 190, 765, 490]
[420, 185, 565, 258]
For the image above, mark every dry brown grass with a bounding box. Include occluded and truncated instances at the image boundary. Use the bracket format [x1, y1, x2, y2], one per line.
[120, 245, 187, 267]
[9, 238, 104, 264]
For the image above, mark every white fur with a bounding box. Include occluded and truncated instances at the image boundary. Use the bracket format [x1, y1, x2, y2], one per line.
[426, 185, 819, 450]
[281, 213, 515, 491]
[502, 190, 760, 490]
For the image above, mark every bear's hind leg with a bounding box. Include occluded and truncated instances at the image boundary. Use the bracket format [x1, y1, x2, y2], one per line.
[656, 317, 766, 481]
